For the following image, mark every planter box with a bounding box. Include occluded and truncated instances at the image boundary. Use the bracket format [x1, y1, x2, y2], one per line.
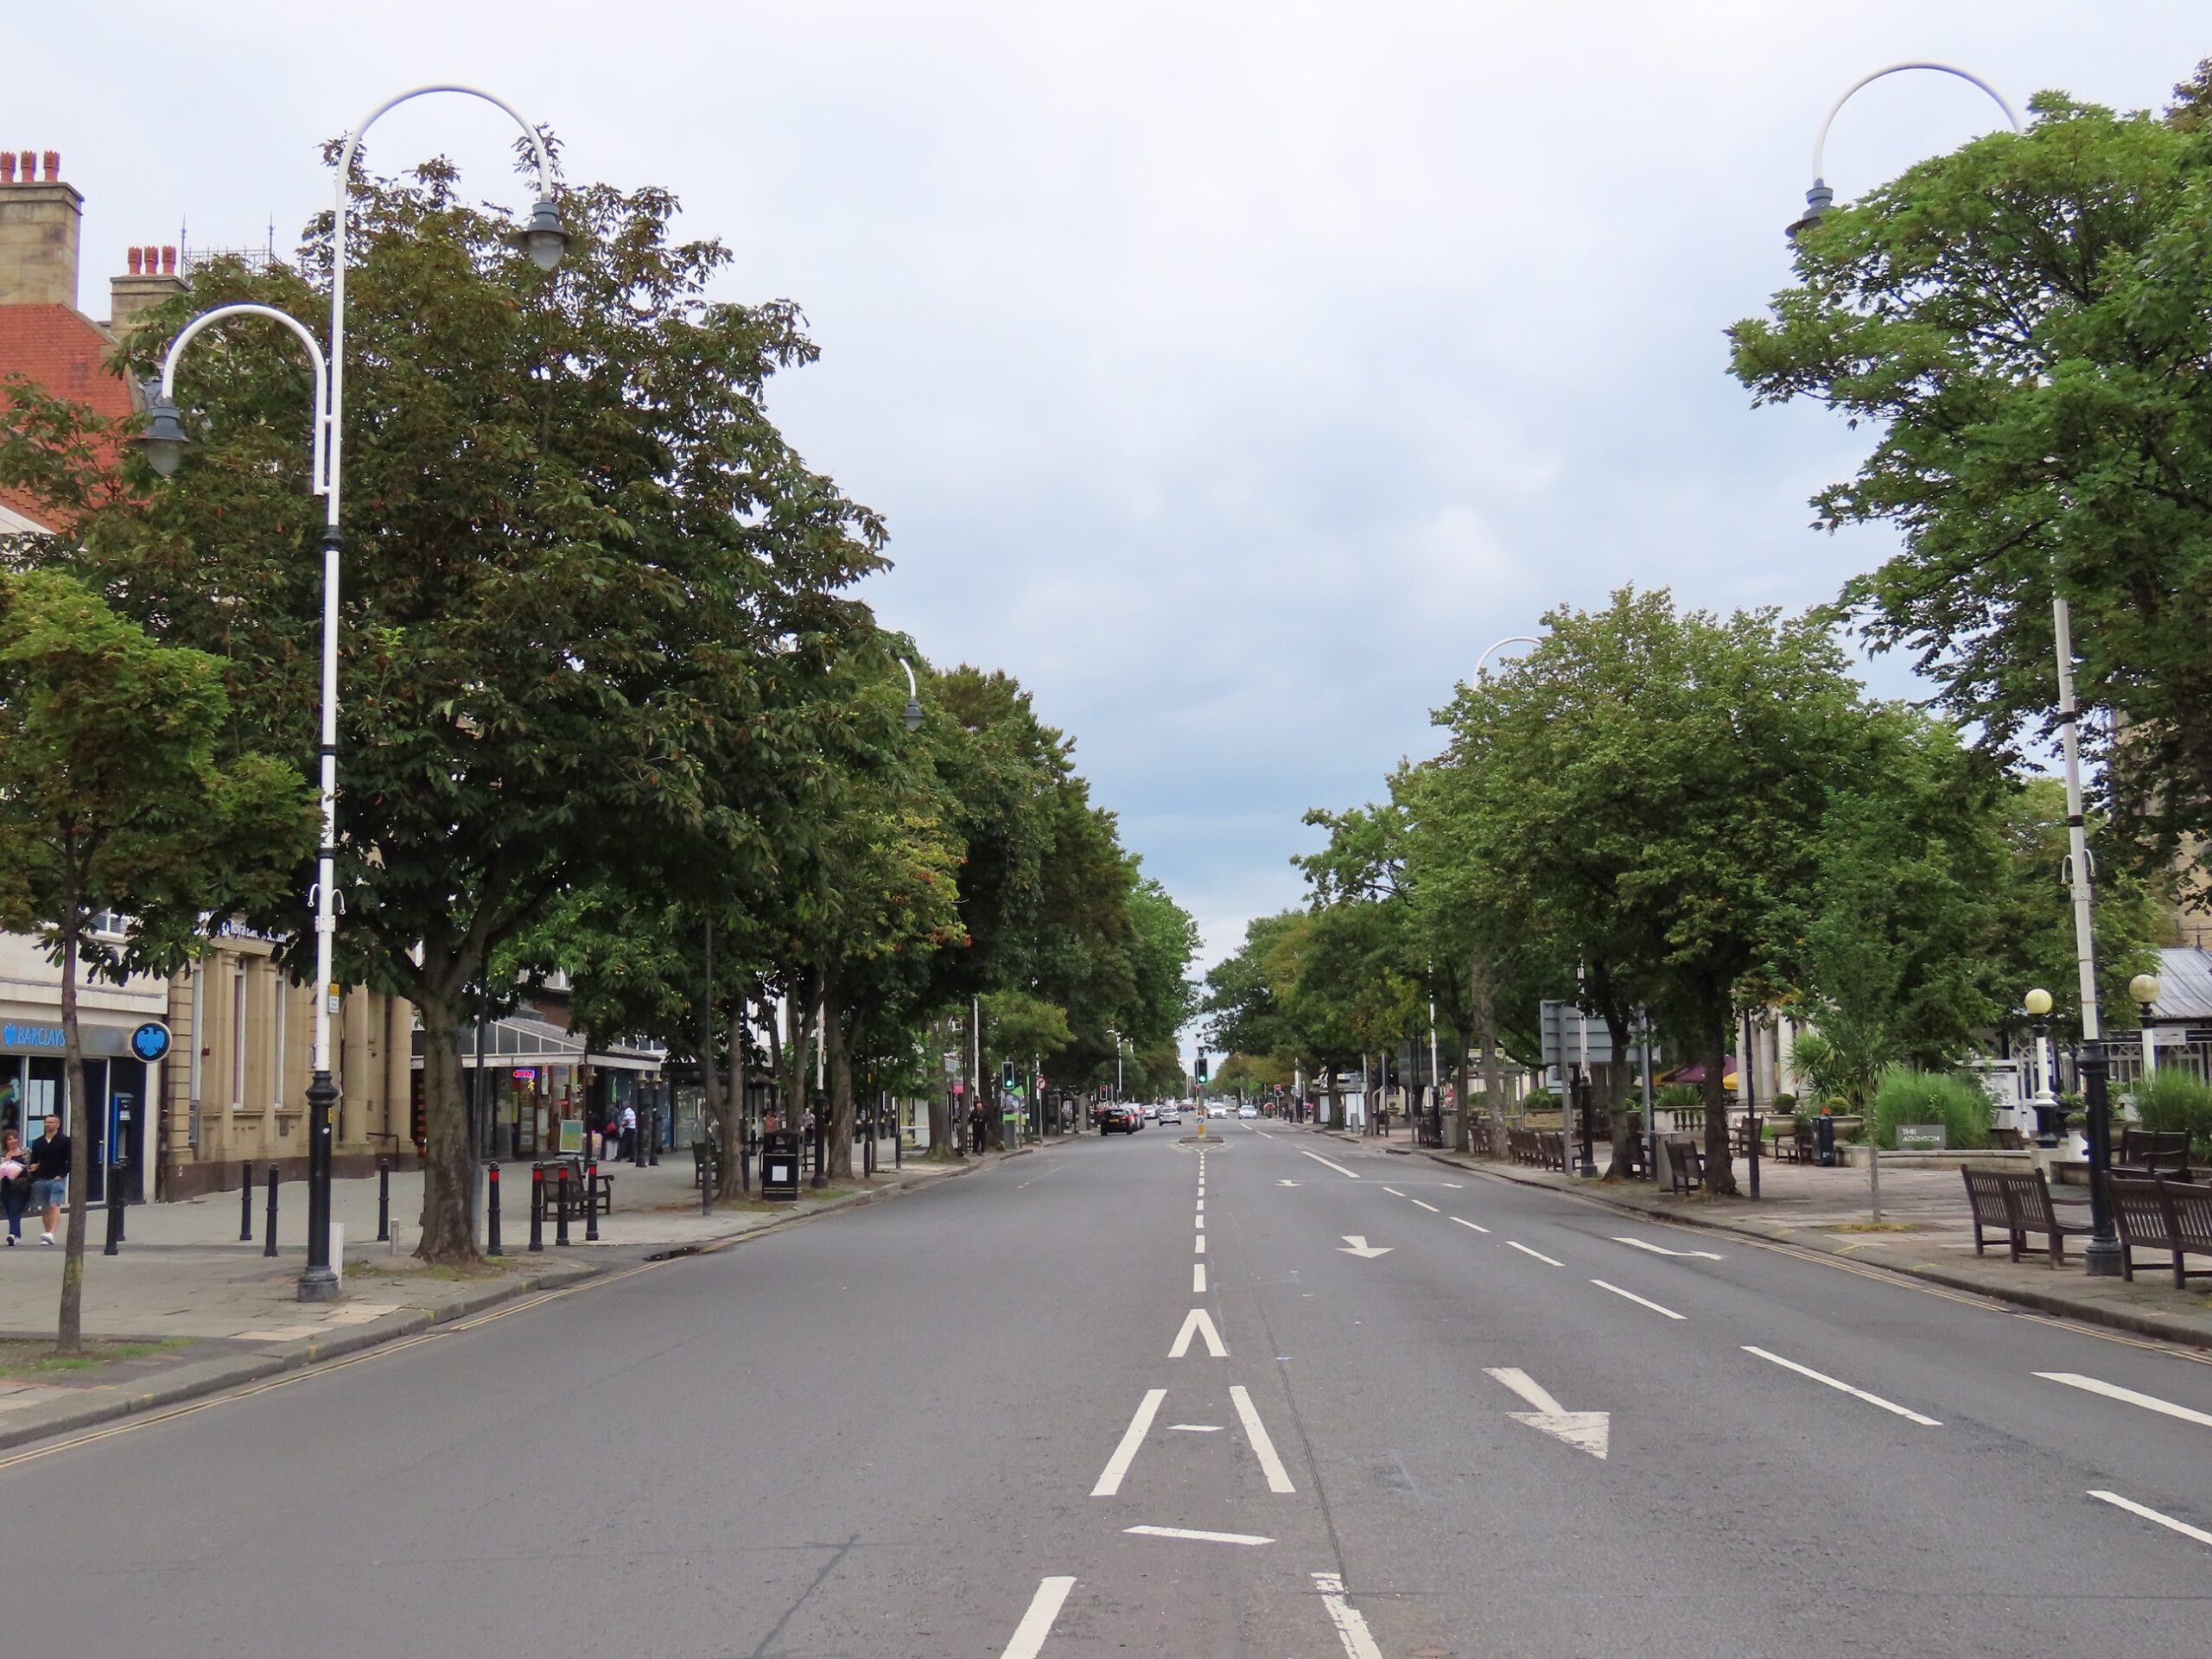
[1834, 1145, 2034, 1171]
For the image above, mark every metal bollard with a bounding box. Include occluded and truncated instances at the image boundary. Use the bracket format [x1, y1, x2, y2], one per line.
[585, 1160, 601, 1243]
[103, 1176, 124, 1256]
[700, 1146, 714, 1218]
[555, 1164, 571, 1247]
[264, 1167, 279, 1257]
[648, 1108, 660, 1166]
[486, 1162, 503, 1256]
[528, 1163, 544, 1252]
[1748, 1113, 1762, 1202]
[239, 1161, 254, 1242]
[376, 1156, 391, 1242]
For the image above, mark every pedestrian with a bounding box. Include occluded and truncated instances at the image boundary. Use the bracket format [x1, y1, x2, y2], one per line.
[620, 1101, 638, 1160]
[29, 1112, 69, 1247]
[0, 1126, 29, 1245]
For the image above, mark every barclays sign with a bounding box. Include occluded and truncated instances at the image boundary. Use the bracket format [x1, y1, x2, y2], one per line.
[3, 1023, 66, 1051]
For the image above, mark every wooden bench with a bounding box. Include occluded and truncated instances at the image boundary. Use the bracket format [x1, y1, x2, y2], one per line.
[2115, 1127, 2191, 1178]
[1661, 1134, 1705, 1195]
[536, 1160, 613, 1223]
[1992, 1127, 2028, 1152]
[2110, 1175, 2212, 1289]
[1961, 1166, 2093, 1267]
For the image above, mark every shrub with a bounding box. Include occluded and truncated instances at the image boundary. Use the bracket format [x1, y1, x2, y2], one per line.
[1656, 1082, 1703, 1113]
[2134, 1067, 2212, 1157]
[1522, 1086, 1559, 1114]
[1771, 1091, 1799, 1119]
[1870, 1069, 1993, 1151]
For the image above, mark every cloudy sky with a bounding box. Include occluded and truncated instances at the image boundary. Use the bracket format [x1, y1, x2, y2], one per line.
[15, 2, 2206, 978]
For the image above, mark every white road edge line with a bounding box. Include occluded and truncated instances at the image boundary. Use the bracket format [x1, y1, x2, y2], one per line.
[1126, 1525, 1273, 1546]
[1411, 1198, 1440, 1212]
[2088, 1490, 2212, 1548]
[1230, 1383, 1296, 1493]
[1300, 1148, 1362, 1179]
[1451, 1217, 1491, 1235]
[2038, 1372, 2212, 1430]
[1193, 1263, 1206, 1294]
[1743, 1346, 1941, 1426]
[1001, 1576, 1077, 1659]
[1591, 1279, 1685, 1319]
[1507, 1241, 1564, 1267]
[1090, 1389, 1167, 1496]
[1313, 1572, 1383, 1659]
[1196, 1236, 1206, 1254]
[1383, 1187, 1406, 1197]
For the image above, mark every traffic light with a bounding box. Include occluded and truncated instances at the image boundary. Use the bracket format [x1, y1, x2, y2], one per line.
[1001, 1060, 1016, 1091]
[1196, 1054, 1209, 1084]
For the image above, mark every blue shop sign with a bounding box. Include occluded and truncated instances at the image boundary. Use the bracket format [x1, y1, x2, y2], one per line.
[3, 1023, 66, 1051]
[130, 1021, 173, 1063]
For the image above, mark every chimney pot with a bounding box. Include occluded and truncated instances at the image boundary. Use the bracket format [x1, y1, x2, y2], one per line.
[42, 150, 59, 181]
[128, 246, 143, 275]
[161, 245, 176, 275]
[17, 152, 32, 181]
[0, 154, 14, 183]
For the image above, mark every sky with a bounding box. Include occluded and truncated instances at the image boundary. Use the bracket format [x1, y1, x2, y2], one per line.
[10, 1, 2207, 988]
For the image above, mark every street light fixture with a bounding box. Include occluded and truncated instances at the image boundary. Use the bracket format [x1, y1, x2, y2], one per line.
[2130, 973, 2163, 1089]
[141, 86, 565, 1302]
[2023, 987, 2060, 1147]
[899, 658, 924, 734]
[1474, 634, 1540, 683]
[1789, 63, 2125, 1274]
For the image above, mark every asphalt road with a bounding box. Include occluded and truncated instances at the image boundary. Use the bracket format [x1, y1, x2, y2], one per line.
[6, 1120, 2211, 1656]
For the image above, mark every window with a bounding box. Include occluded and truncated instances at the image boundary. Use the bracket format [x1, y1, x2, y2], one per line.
[271, 976, 286, 1110]
[231, 967, 247, 1109]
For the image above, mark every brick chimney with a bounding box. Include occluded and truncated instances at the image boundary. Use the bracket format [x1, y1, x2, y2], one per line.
[0, 149, 82, 308]
[110, 242, 184, 333]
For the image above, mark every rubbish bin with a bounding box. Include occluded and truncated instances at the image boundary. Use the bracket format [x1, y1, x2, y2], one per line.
[760, 1128, 801, 1202]
[1815, 1115, 1837, 1168]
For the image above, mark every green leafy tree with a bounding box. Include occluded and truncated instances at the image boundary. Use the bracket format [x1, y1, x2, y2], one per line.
[1, 159, 885, 1261]
[1728, 81, 2212, 888]
[0, 571, 309, 1351]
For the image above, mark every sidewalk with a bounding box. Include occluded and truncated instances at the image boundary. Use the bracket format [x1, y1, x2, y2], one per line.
[0, 1141, 1033, 1450]
[1332, 1126, 2212, 1349]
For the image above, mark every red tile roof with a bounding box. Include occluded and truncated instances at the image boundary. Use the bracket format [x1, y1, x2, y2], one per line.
[0, 302, 130, 531]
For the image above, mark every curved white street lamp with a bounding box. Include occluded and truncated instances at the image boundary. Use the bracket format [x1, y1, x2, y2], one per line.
[1786, 66, 2126, 1272]
[137, 84, 567, 1302]
[1788, 60, 2021, 239]
[1472, 634, 1540, 683]
[899, 658, 924, 734]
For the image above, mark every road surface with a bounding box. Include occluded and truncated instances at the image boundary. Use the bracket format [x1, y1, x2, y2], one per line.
[6, 1121, 2209, 1656]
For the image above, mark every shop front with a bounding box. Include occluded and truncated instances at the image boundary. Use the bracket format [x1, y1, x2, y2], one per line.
[0, 1021, 158, 1203]
[410, 1014, 665, 1160]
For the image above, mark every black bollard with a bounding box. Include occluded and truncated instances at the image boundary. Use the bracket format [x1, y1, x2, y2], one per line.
[555, 1164, 571, 1247]
[239, 1162, 254, 1242]
[103, 1175, 124, 1256]
[648, 1108, 660, 1166]
[376, 1156, 391, 1242]
[486, 1162, 504, 1256]
[585, 1160, 601, 1243]
[264, 1166, 279, 1257]
[700, 1144, 714, 1218]
[528, 1163, 544, 1253]
[1748, 1113, 1762, 1202]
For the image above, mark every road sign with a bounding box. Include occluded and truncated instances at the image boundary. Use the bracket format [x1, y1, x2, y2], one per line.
[129, 1021, 172, 1064]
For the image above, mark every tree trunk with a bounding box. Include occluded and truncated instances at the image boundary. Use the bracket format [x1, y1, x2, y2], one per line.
[697, 920, 720, 1166]
[1325, 1066, 1344, 1131]
[1479, 967, 1505, 1134]
[1601, 1009, 1633, 1179]
[726, 1002, 749, 1198]
[55, 895, 89, 1355]
[826, 991, 855, 1179]
[416, 973, 479, 1262]
[1700, 1000, 1738, 1197]
[926, 1016, 953, 1159]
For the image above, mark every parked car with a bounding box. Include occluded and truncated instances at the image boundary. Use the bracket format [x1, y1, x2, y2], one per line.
[1100, 1104, 1141, 1135]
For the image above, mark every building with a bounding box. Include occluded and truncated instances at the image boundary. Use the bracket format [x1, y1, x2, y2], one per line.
[2, 145, 415, 1200]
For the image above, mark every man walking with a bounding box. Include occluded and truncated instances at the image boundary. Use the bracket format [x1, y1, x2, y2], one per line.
[28, 1111, 69, 1248]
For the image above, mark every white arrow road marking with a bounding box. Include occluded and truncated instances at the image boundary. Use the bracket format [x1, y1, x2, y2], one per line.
[1091, 1389, 1166, 1496]
[1300, 1148, 1361, 1179]
[1313, 1573, 1383, 1659]
[1001, 1576, 1077, 1659]
[1485, 1366, 1611, 1459]
[1614, 1236, 1724, 1259]
[1171, 1307, 1229, 1358]
[2088, 1491, 2212, 1548]
[1192, 1263, 1206, 1294]
[1451, 1217, 1491, 1235]
[1591, 1279, 1685, 1319]
[1230, 1383, 1296, 1493]
[1125, 1525, 1273, 1546]
[1277, 1179, 1303, 1187]
[1743, 1347, 1941, 1426]
[1507, 1241, 1564, 1267]
[1338, 1236, 1393, 1259]
[2038, 1372, 2212, 1430]
[1411, 1198, 1440, 1212]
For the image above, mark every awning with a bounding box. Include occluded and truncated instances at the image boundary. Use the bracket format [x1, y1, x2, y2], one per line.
[410, 1014, 664, 1074]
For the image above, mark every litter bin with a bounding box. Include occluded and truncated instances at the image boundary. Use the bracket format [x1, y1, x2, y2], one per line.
[760, 1128, 802, 1202]
[1815, 1115, 1837, 1168]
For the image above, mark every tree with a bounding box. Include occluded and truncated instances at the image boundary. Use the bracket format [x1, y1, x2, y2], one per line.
[1728, 83, 2212, 889]
[2, 158, 886, 1261]
[0, 571, 308, 1351]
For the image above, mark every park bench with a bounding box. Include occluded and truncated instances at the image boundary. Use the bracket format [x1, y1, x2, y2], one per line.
[2114, 1127, 2191, 1178]
[1961, 1166, 2093, 1268]
[1536, 1129, 1568, 1172]
[1780, 1121, 1817, 1165]
[1992, 1127, 2028, 1152]
[535, 1159, 613, 1224]
[1661, 1134, 1705, 1195]
[2110, 1175, 2212, 1289]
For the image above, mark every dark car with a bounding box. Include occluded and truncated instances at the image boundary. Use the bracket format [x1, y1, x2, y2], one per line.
[1099, 1104, 1141, 1135]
